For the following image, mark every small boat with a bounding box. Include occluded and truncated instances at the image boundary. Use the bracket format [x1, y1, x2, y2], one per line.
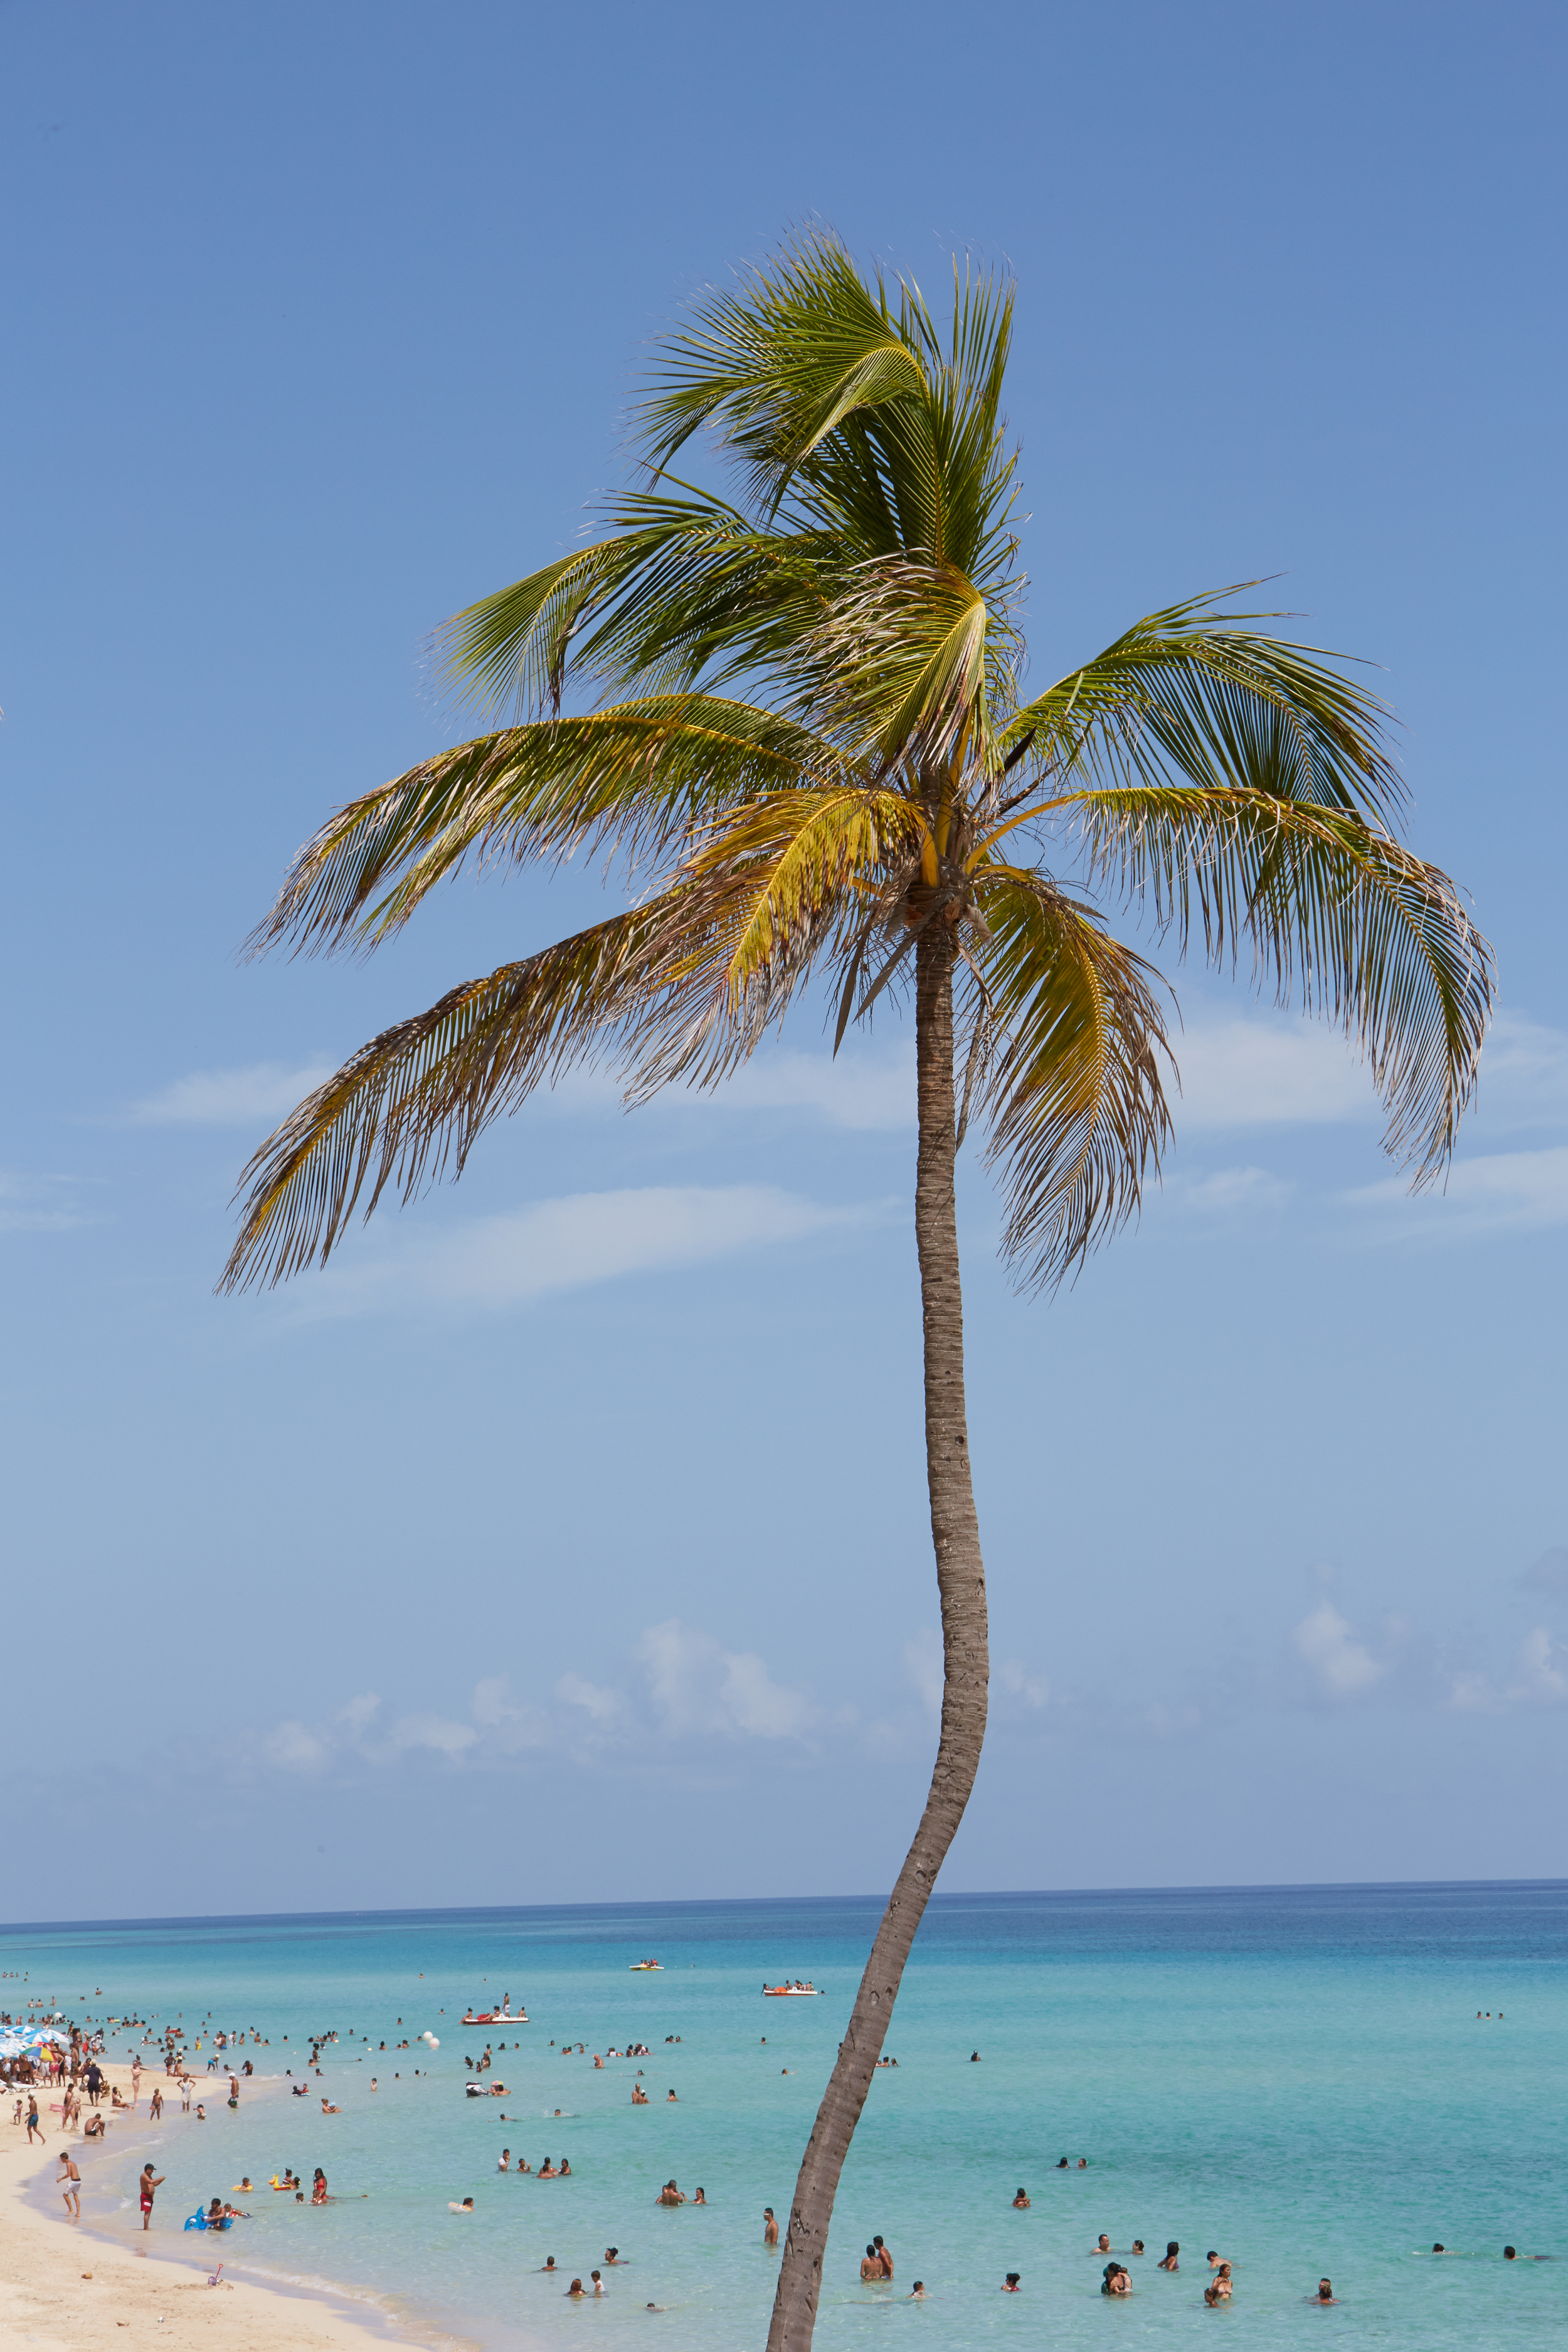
[460, 2008, 527, 2025]
[628, 1960, 664, 1972]
[763, 1983, 822, 1996]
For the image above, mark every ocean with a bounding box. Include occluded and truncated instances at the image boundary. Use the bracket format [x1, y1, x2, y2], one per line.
[9, 1883, 1566, 2349]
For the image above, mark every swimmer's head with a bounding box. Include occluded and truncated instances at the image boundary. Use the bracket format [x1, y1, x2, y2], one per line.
[1318, 2280, 1333, 2300]
[1505, 2247, 1517, 2260]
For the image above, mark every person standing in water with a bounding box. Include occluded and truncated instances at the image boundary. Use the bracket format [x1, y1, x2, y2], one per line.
[763, 2208, 780, 2245]
[139, 2164, 164, 2231]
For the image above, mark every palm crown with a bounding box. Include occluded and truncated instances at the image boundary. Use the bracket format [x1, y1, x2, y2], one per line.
[226, 233, 1490, 1295]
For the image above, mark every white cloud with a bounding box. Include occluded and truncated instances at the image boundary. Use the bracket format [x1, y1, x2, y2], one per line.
[556, 1672, 621, 1724]
[0, 1172, 96, 1234]
[298, 1185, 871, 1318]
[265, 1719, 330, 1771]
[388, 1712, 479, 1759]
[1347, 1145, 1568, 1237]
[705, 1047, 914, 1130]
[1291, 1601, 1384, 1698]
[543, 1045, 914, 1130]
[1449, 1626, 1568, 1712]
[636, 1618, 814, 1740]
[1000, 1658, 1050, 1708]
[1176, 1019, 1376, 1129]
[127, 1061, 332, 1126]
[904, 1626, 944, 1719]
[1472, 1012, 1568, 1131]
[721, 1651, 815, 1738]
[1175, 1165, 1294, 1212]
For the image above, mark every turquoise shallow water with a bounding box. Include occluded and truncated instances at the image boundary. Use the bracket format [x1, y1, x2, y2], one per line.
[7, 1884, 1565, 2350]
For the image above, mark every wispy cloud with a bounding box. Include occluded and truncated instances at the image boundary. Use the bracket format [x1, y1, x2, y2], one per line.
[1471, 1011, 1568, 1131]
[0, 1172, 97, 1235]
[128, 1061, 331, 1126]
[636, 1619, 815, 1740]
[1172, 1165, 1294, 1213]
[294, 1185, 875, 1318]
[542, 1046, 914, 1131]
[999, 1658, 1050, 1708]
[1345, 1145, 1568, 1237]
[259, 1621, 820, 1778]
[903, 1626, 944, 1719]
[1449, 1627, 1568, 1713]
[1291, 1601, 1384, 1698]
[1175, 1019, 1376, 1129]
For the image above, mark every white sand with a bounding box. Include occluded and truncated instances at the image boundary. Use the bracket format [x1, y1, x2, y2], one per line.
[0, 2061, 472, 2352]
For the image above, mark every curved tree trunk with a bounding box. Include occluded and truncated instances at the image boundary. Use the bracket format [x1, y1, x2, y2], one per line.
[765, 926, 989, 2352]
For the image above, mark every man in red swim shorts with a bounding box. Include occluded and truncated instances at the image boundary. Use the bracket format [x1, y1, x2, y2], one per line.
[139, 2163, 164, 2231]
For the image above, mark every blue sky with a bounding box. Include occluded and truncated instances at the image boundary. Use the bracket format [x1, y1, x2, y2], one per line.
[3, 0, 1565, 1922]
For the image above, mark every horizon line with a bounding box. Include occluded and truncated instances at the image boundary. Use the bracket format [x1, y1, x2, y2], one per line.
[3, 1875, 1564, 1939]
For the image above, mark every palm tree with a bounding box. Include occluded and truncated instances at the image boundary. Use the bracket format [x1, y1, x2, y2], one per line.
[223, 233, 1491, 2350]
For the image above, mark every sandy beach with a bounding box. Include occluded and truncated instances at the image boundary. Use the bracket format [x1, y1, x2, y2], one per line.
[0, 2061, 469, 2352]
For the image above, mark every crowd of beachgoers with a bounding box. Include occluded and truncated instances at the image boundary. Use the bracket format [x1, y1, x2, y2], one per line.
[4, 1972, 1548, 2325]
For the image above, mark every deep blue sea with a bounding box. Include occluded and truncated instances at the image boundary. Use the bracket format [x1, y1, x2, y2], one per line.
[8, 1885, 1565, 2350]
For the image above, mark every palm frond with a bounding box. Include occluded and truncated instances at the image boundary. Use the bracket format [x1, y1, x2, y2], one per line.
[1075, 786, 1491, 1176]
[247, 698, 847, 958]
[968, 867, 1173, 1286]
[226, 832, 884, 1291]
[1000, 592, 1406, 826]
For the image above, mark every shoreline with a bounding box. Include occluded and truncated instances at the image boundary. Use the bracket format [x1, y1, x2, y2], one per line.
[2, 2058, 481, 2352]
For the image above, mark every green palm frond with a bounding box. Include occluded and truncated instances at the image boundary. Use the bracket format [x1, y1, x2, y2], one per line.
[969, 867, 1173, 1286]
[999, 593, 1406, 825]
[230, 230, 1491, 1297]
[1073, 785, 1490, 1177]
[247, 698, 847, 958]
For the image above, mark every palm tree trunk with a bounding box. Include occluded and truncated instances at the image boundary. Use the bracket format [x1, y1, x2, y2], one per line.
[764, 924, 990, 2352]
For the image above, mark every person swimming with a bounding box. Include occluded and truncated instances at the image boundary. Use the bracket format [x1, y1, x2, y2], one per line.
[909, 2282, 926, 2299]
[1158, 2243, 1179, 2269]
[1131, 2241, 1145, 2256]
[1313, 2279, 1337, 2302]
[1013, 2188, 1030, 2208]
[1101, 2264, 1130, 2297]
[1001, 2272, 1021, 2292]
[1096, 2234, 1111, 2254]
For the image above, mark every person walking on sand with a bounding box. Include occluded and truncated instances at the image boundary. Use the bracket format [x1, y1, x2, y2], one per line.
[25, 2094, 45, 2144]
[58, 2151, 82, 2219]
[139, 2164, 164, 2230]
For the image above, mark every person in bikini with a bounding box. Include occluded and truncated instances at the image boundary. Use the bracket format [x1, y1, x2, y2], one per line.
[861, 2245, 884, 2282]
[1158, 2242, 1180, 2270]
